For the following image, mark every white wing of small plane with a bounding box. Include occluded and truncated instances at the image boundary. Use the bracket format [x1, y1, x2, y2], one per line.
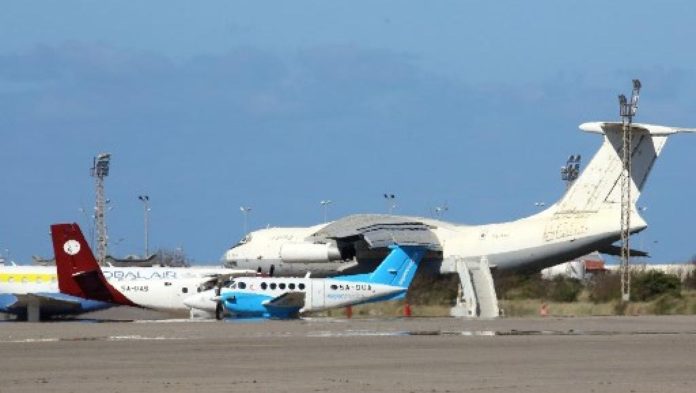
[262, 292, 305, 309]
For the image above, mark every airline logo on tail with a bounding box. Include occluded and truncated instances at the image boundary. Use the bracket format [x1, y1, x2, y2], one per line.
[51, 223, 136, 306]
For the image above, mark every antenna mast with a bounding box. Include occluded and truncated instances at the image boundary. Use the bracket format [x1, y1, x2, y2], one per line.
[618, 79, 641, 302]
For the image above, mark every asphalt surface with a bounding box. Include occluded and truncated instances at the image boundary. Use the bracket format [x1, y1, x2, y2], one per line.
[1, 315, 695, 392]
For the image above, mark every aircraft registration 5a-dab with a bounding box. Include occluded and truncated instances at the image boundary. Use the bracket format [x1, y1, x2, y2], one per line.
[183, 245, 426, 319]
[0, 223, 252, 321]
[221, 121, 696, 278]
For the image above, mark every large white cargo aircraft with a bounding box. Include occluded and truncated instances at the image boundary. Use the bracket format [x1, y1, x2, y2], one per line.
[222, 122, 695, 276]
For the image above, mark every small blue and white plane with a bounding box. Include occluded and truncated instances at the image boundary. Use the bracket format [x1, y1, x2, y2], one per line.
[183, 245, 426, 319]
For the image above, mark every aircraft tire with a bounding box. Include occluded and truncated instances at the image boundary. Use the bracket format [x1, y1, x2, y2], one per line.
[215, 302, 224, 321]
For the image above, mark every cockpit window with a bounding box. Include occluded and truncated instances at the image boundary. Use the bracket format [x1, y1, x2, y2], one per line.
[229, 282, 237, 289]
[238, 282, 246, 290]
[231, 234, 253, 248]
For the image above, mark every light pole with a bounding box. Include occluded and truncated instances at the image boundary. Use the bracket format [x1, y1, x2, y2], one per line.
[433, 203, 448, 219]
[138, 195, 150, 258]
[383, 194, 396, 214]
[91, 153, 111, 265]
[618, 79, 642, 303]
[240, 206, 252, 234]
[320, 200, 333, 222]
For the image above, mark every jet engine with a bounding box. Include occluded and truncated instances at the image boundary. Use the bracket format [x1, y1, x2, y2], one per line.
[279, 243, 343, 263]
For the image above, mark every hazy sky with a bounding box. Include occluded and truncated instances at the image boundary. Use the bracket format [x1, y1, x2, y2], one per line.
[1, 1, 695, 264]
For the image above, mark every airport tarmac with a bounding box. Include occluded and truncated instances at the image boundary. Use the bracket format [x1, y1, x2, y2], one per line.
[1, 315, 695, 393]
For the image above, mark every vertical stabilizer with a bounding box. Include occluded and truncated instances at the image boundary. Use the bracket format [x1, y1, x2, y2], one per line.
[554, 122, 695, 213]
[366, 245, 426, 288]
[51, 223, 135, 306]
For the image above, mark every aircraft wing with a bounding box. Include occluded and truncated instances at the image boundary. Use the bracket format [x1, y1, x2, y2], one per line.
[308, 214, 442, 251]
[0, 292, 107, 315]
[263, 292, 305, 309]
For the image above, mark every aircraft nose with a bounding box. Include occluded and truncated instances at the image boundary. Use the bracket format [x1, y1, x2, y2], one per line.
[183, 292, 216, 311]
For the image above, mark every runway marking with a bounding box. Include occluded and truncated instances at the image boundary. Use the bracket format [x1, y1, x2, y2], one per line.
[306, 329, 696, 337]
[0, 335, 184, 343]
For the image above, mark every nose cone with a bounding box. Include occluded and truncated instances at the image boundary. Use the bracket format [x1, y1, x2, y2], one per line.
[183, 290, 217, 312]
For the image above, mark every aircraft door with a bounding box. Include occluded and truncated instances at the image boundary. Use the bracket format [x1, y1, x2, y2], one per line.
[310, 280, 325, 309]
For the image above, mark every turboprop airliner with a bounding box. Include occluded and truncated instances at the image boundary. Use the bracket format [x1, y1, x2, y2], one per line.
[184, 245, 425, 319]
[221, 121, 695, 276]
[0, 223, 251, 321]
[49, 223, 256, 319]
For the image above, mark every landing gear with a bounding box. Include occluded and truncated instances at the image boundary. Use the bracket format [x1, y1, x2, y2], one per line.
[215, 302, 224, 321]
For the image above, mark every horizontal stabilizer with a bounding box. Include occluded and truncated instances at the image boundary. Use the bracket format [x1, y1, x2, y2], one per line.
[597, 244, 649, 258]
[580, 122, 696, 136]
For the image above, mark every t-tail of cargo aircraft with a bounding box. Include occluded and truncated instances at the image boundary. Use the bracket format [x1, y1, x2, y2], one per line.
[553, 122, 695, 213]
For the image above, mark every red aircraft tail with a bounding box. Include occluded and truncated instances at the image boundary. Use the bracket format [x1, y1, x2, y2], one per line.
[51, 223, 136, 306]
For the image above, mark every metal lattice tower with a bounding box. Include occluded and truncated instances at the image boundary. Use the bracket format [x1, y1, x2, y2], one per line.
[91, 153, 111, 265]
[618, 80, 641, 302]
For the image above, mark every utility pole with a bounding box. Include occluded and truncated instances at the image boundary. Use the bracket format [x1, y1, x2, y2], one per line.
[91, 153, 111, 265]
[240, 206, 252, 235]
[618, 79, 641, 302]
[138, 195, 150, 258]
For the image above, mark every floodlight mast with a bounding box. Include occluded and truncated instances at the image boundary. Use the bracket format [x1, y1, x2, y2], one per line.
[618, 79, 641, 302]
[91, 153, 111, 265]
[560, 154, 582, 189]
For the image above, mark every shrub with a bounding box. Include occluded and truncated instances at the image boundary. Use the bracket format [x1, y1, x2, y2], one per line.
[683, 268, 696, 290]
[588, 272, 621, 303]
[631, 271, 681, 301]
[406, 272, 459, 305]
[494, 273, 546, 300]
[546, 276, 583, 302]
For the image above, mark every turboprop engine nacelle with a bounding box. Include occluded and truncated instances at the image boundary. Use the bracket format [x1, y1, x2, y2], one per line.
[280, 243, 343, 263]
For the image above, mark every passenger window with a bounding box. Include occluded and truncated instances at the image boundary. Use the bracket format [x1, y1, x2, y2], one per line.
[270, 283, 277, 290]
[165, 282, 172, 286]
[288, 283, 295, 290]
[299, 283, 305, 290]
[279, 283, 286, 290]
[238, 282, 246, 290]
[182, 287, 188, 294]
[261, 282, 267, 290]
[330, 284, 338, 290]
